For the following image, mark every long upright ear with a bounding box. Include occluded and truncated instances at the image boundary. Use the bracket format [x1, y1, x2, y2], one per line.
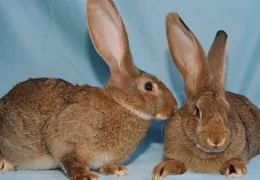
[86, 0, 138, 87]
[166, 12, 208, 99]
[207, 30, 228, 90]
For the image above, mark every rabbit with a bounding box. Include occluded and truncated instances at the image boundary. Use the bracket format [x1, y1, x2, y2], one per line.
[152, 12, 260, 180]
[0, 0, 178, 180]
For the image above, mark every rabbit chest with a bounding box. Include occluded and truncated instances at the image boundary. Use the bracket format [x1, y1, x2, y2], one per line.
[89, 116, 150, 169]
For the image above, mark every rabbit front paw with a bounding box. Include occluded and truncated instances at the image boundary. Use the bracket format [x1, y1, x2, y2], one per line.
[220, 158, 247, 178]
[152, 159, 186, 180]
[70, 172, 99, 180]
[0, 158, 14, 173]
[98, 164, 128, 176]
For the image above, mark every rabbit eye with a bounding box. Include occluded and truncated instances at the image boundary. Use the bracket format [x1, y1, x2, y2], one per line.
[144, 82, 153, 91]
[195, 106, 200, 118]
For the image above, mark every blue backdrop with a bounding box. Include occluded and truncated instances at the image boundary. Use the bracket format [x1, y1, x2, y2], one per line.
[0, 0, 259, 180]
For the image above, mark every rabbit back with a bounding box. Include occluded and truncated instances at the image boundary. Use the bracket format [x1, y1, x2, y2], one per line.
[226, 91, 260, 158]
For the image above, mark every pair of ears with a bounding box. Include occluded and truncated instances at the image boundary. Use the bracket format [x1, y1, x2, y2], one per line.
[87, 0, 228, 96]
[166, 13, 228, 99]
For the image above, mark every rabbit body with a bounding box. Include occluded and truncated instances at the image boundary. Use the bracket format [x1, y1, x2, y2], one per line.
[164, 91, 260, 173]
[0, 0, 177, 179]
[153, 12, 260, 179]
[0, 70, 176, 180]
[0, 78, 149, 170]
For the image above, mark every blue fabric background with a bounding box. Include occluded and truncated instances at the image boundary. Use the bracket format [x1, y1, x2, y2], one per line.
[0, 0, 259, 179]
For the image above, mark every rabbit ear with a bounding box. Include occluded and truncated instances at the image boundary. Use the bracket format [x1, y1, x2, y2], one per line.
[166, 12, 208, 99]
[207, 30, 228, 90]
[86, 0, 138, 87]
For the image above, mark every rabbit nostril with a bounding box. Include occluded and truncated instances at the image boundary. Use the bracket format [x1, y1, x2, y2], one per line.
[207, 137, 226, 147]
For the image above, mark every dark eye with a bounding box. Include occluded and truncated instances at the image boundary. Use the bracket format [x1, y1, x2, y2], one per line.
[195, 106, 200, 118]
[144, 82, 153, 91]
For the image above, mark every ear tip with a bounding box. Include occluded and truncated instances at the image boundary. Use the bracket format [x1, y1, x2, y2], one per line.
[166, 12, 179, 18]
[86, 0, 96, 11]
[216, 30, 228, 39]
[86, 0, 120, 21]
[166, 12, 181, 23]
[166, 12, 190, 32]
[86, 0, 117, 9]
[86, 0, 96, 5]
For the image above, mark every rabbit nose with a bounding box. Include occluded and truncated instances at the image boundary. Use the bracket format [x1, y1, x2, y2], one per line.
[206, 137, 226, 147]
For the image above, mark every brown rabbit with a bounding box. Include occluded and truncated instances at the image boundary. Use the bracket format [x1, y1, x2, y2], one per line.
[0, 0, 177, 180]
[153, 12, 260, 179]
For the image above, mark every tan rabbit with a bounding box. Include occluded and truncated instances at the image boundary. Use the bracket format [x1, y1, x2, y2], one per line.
[153, 12, 260, 180]
[0, 0, 177, 180]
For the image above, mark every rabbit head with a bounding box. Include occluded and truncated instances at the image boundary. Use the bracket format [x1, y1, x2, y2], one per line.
[87, 0, 177, 120]
[166, 12, 232, 153]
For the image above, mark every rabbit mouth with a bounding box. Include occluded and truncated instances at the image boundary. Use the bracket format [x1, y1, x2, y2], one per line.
[196, 143, 225, 154]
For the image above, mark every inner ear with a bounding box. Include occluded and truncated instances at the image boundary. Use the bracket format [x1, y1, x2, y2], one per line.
[87, 0, 123, 67]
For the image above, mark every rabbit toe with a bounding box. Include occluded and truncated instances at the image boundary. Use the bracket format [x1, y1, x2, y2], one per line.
[220, 158, 247, 178]
[152, 160, 186, 180]
[70, 172, 99, 180]
[0, 158, 15, 173]
[98, 164, 128, 176]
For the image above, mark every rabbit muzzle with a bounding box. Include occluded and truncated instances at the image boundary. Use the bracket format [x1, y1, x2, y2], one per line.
[196, 126, 230, 153]
[155, 99, 177, 120]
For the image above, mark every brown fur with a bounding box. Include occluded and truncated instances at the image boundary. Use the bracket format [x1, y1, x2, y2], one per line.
[0, 1, 177, 180]
[153, 12, 260, 180]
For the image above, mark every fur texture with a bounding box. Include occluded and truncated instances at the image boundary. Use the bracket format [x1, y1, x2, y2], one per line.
[153, 12, 260, 180]
[0, 1, 177, 180]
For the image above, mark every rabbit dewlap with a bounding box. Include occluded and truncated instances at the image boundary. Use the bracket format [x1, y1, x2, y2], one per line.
[153, 12, 260, 179]
[0, 1, 177, 180]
